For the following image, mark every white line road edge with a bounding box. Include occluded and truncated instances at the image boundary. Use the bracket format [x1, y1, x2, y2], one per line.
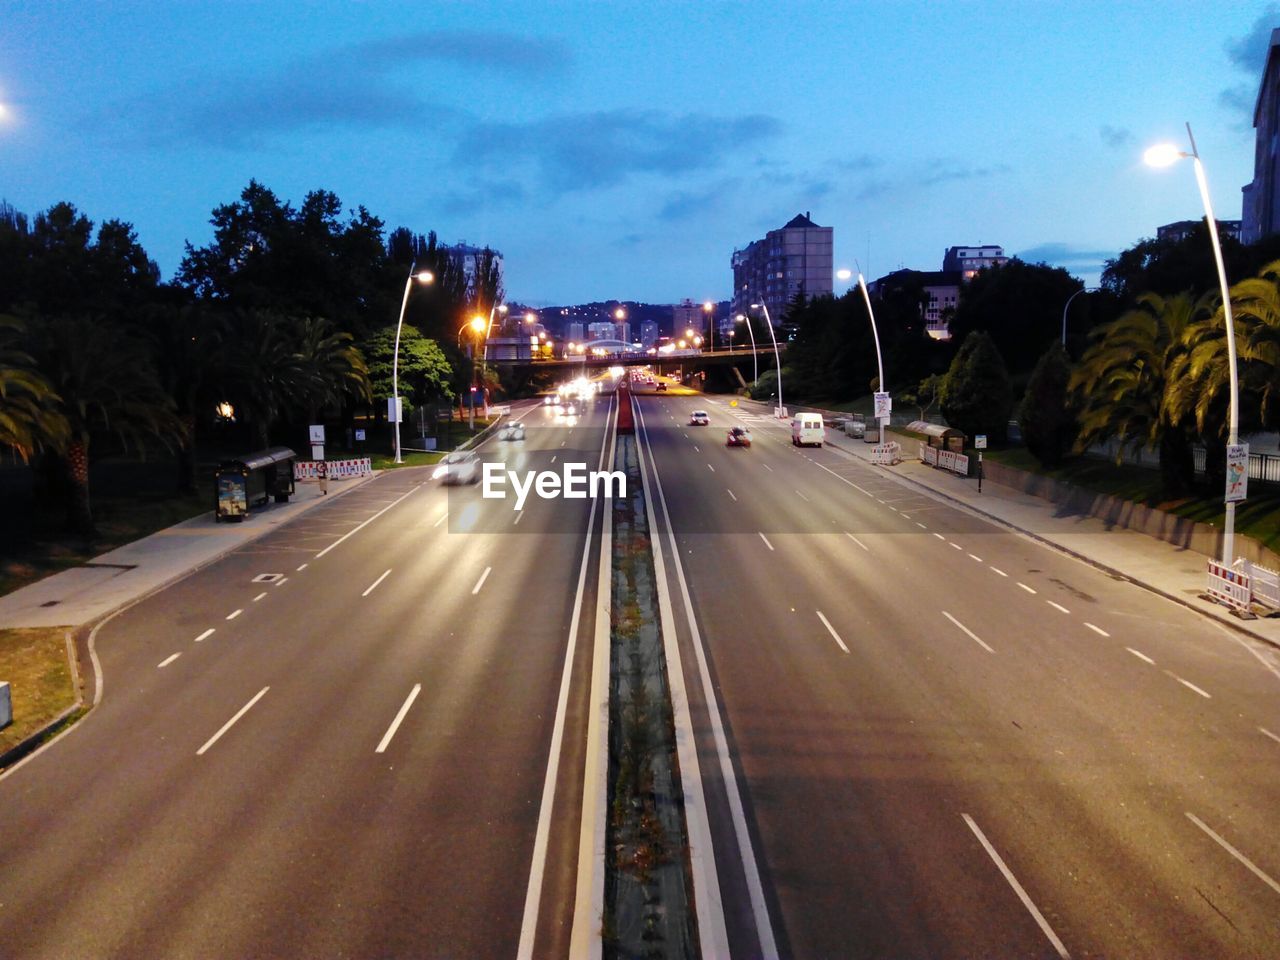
[315, 483, 422, 559]
[362, 569, 392, 597]
[963, 813, 1071, 958]
[471, 566, 492, 595]
[636, 400, 775, 959]
[1186, 811, 1280, 896]
[816, 610, 850, 653]
[942, 610, 995, 653]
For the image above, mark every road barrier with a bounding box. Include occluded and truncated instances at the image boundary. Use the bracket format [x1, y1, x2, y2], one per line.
[921, 443, 970, 477]
[1235, 558, 1280, 611]
[294, 457, 372, 481]
[1205, 559, 1252, 614]
[871, 441, 902, 465]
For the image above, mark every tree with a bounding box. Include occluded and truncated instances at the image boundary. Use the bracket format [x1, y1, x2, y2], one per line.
[293, 315, 371, 425]
[946, 259, 1082, 376]
[361, 324, 454, 409]
[900, 373, 945, 421]
[940, 331, 1014, 442]
[0, 315, 67, 462]
[1018, 342, 1076, 467]
[1069, 291, 1215, 498]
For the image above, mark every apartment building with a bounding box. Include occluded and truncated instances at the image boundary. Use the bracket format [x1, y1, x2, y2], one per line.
[941, 245, 1009, 279]
[1243, 28, 1280, 245]
[731, 213, 834, 321]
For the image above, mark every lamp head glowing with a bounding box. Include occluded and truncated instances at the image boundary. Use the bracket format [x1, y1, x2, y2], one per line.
[836, 268, 853, 281]
[415, 270, 435, 284]
[1143, 143, 1183, 168]
[703, 301, 713, 312]
[470, 316, 486, 334]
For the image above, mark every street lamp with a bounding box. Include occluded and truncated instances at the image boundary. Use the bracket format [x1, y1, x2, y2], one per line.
[703, 300, 715, 352]
[749, 303, 785, 417]
[1060, 286, 1097, 347]
[1145, 123, 1242, 565]
[734, 313, 758, 383]
[392, 266, 435, 463]
[458, 315, 487, 432]
[854, 273, 888, 439]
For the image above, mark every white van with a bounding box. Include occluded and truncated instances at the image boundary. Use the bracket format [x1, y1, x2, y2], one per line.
[791, 412, 824, 447]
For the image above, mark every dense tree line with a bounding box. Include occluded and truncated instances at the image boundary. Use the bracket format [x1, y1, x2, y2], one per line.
[0, 183, 504, 538]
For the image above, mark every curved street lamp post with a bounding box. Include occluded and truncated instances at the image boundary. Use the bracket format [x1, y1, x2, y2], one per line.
[750, 303, 785, 417]
[392, 266, 435, 464]
[1145, 123, 1242, 566]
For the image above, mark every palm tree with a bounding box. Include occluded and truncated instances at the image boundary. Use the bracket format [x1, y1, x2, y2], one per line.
[1070, 290, 1216, 498]
[215, 309, 309, 448]
[1227, 259, 1280, 428]
[293, 315, 371, 426]
[0, 315, 68, 462]
[36, 316, 186, 538]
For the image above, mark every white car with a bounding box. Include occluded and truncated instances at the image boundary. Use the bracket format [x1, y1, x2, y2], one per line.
[433, 451, 481, 485]
[498, 422, 525, 441]
[689, 410, 710, 426]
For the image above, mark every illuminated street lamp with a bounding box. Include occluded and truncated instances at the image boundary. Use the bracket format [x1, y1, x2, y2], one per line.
[749, 303, 785, 416]
[838, 265, 890, 437]
[734, 313, 758, 382]
[1061, 286, 1098, 347]
[392, 266, 435, 463]
[1145, 123, 1242, 565]
[703, 300, 715, 352]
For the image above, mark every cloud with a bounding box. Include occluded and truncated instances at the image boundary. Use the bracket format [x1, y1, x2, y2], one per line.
[1099, 124, 1134, 149]
[1221, 9, 1279, 121]
[455, 109, 784, 192]
[918, 159, 1011, 187]
[1015, 242, 1116, 267]
[92, 29, 564, 148]
[436, 179, 528, 217]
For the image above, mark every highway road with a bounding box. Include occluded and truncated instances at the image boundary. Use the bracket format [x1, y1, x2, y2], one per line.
[0, 396, 612, 959]
[634, 389, 1280, 959]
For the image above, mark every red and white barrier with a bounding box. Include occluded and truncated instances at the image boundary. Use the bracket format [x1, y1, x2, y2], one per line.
[294, 458, 372, 481]
[1206, 559, 1251, 612]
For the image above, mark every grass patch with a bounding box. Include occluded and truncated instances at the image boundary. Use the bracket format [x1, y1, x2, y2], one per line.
[983, 447, 1280, 553]
[0, 627, 78, 757]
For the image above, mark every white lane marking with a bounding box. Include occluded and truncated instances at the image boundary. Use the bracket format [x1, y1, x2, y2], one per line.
[225, 609, 242, 621]
[1017, 582, 1037, 595]
[694, 445, 700, 453]
[759, 532, 775, 551]
[560, 440, 566, 447]
[942, 611, 995, 653]
[362, 569, 392, 597]
[990, 566, 1008, 577]
[727, 489, 738, 502]
[194, 628, 214, 643]
[1085, 622, 1110, 637]
[916, 521, 927, 529]
[684, 432, 689, 439]
[968, 554, 983, 563]
[875, 498, 885, 504]
[472, 566, 492, 595]
[274, 577, 288, 587]
[297, 562, 309, 571]
[551, 455, 557, 464]
[1259, 727, 1280, 745]
[845, 533, 869, 551]
[762, 463, 773, 472]
[950, 542, 963, 551]
[514, 510, 525, 525]
[1186, 812, 1280, 896]
[1173, 674, 1212, 699]
[197, 686, 270, 756]
[1126, 647, 1155, 665]
[520, 396, 616, 960]
[316, 484, 420, 558]
[433, 511, 447, 528]
[887, 505, 898, 512]
[901, 513, 912, 520]
[963, 814, 1071, 959]
[375, 684, 422, 753]
[1047, 601, 1070, 614]
[795, 490, 811, 502]
[707, 463, 716, 472]
[157, 653, 181, 669]
[933, 533, 946, 541]
[816, 610, 850, 653]
[253, 592, 268, 602]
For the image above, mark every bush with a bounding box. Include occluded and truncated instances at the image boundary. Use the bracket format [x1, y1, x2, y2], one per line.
[1019, 342, 1076, 467]
[940, 331, 1013, 442]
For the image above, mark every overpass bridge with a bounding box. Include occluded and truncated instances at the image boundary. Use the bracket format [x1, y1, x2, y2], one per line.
[490, 344, 781, 374]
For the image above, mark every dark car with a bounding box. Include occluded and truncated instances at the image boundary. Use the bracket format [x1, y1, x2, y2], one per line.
[726, 426, 752, 447]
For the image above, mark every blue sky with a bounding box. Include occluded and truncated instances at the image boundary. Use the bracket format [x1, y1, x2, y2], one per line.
[1, 1, 1275, 306]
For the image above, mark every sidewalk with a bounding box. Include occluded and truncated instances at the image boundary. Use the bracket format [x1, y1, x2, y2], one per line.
[0, 472, 378, 629]
[733, 396, 1280, 651]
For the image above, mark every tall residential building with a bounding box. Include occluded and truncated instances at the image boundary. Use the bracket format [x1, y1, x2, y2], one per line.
[731, 213, 834, 321]
[870, 268, 962, 341]
[941, 245, 1009, 279]
[640, 321, 659, 349]
[673, 299, 705, 338]
[1243, 28, 1280, 245]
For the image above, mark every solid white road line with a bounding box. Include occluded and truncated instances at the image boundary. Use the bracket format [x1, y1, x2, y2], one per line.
[375, 684, 422, 753]
[157, 653, 181, 669]
[363, 569, 392, 597]
[194, 628, 215, 643]
[253, 592, 268, 602]
[1017, 582, 1037, 594]
[316, 483, 421, 559]
[816, 610, 850, 653]
[197, 687, 269, 756]
[1186, 812, 1280, 896]
[297, 562, 309, 571]
[433, 511, 447, 528]
[519, 397, 615, 960]
[845, 533, 869, 551]
[1126, 647, 1156, 665]
[1047, 601, 1070, 614]
[990, 566, 1008, 577]
[759, 532, 775, 551]
[963, 814, 1071, 959]
[1085, 622, 1110, 637]
[727, 489, 738, 502]
[1173, 674, 1212, 699]
[942, 611, 995, 653]
[1260, 726, 1280, 745]
[225, 608, 242, 621]
[635, 402, 765, 958]
[471, 566, 492, 595]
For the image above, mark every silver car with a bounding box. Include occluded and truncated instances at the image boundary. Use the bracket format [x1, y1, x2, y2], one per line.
[433, 451, 481, 485]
